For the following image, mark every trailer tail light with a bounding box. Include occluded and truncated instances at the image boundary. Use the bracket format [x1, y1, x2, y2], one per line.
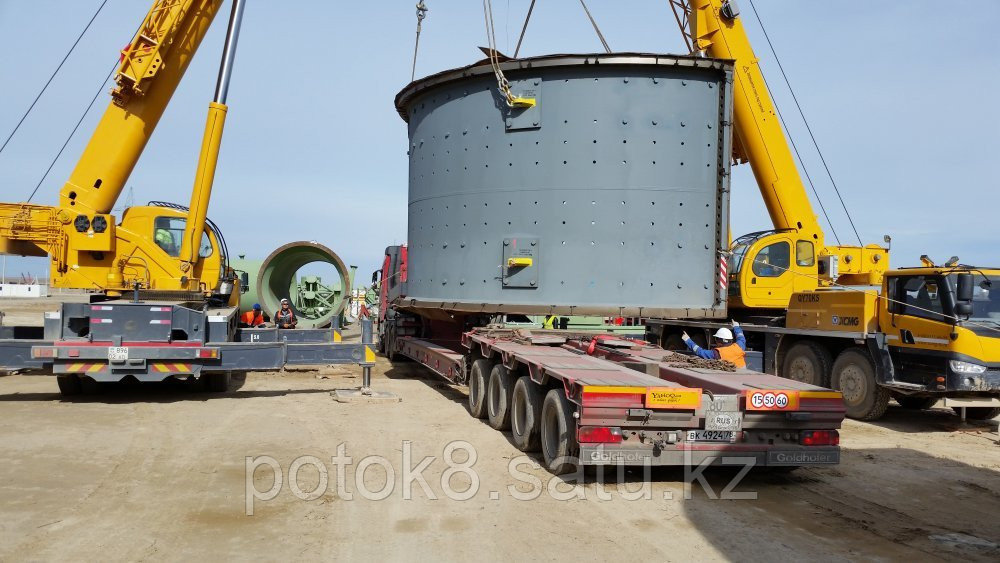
[197, 348, 219, 359]
[578, 426, 623, 444]
[32, 347, 56, 359]
[800, 430, 839, 446]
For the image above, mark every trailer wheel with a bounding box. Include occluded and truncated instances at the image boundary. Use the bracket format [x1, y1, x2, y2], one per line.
[952, 406, 1000, 420]
[896, 396, 937, 410]
[831, 348, 889, 420]
[56, 375, 82, 396]
[511, 376, 544, 452]
[781, 341, 831, 387]
[205, 371, 231, 393]
[540, 388, 578, 475]
[467, 359, 491, 419]
[487, 364, 515, 430]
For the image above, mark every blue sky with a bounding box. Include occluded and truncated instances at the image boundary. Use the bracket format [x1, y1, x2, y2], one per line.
[1, 1, 997, 283]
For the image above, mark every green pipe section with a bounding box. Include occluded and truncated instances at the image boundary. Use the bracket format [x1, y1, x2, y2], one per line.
[231, 241, 350, 329]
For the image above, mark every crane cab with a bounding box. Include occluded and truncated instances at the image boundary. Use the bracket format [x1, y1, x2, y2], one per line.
[728, 231, 820, 311]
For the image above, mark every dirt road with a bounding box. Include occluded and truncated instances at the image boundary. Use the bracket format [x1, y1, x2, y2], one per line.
[0, 354, 998, 561]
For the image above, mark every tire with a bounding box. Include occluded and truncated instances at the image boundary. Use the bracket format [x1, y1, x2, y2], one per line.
[831, 348, 889, 420]
[540, 388, 579, 475]
[56, 375, 82, 396]
[386, 329, 401, 362]
[897, 396, 938, 410]
[487, 364, 515, 430]
[510, 376, 545, 452]
[467, 359, 491, 419]
[660, 333, 686, 351]
[79, 376, 100, 394]
[781, 341, 832, 387]
[952, 406, 1000, 420]
[205, 371, 231, 393]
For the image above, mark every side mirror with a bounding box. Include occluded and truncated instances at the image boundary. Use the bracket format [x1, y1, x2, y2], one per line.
[956, 272, 974, 302]
[240, 271, 250, 294]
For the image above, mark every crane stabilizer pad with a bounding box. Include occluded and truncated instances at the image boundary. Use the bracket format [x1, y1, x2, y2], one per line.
[331, 389, 401, 404]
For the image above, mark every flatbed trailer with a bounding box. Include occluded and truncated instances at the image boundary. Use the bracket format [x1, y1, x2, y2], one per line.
[0, 299, 376, 394]
[391, 328, 845, 474]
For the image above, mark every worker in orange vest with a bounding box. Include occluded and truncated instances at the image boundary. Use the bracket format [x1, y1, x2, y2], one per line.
[681, 320, 747, 368]
[241, 303, 266, 328]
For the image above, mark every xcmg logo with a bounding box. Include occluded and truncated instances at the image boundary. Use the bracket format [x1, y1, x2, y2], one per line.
[831, 316, 860, 327]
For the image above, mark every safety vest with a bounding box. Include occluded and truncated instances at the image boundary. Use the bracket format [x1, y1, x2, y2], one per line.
[275, 308, 296, 327]
[716, 343, 746, 369]
[241, 310, 264, 327]
[543, 315, 557, 329]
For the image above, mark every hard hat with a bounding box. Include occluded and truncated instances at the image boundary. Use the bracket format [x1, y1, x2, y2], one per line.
[280, 298, 289, 304]
[714, 327, 734, 341]
[252, 303, 261, 311]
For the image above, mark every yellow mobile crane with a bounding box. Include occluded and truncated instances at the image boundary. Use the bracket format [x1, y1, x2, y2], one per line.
[0, 0, 375, 394]
[1, 0, 237, 297]
[648, 0, 1000, 420]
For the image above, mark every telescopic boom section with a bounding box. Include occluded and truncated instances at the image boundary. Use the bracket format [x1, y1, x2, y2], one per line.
[178, 0, 245, 268]
[60, 0, 225, 215]
[683, 0, 822, 244]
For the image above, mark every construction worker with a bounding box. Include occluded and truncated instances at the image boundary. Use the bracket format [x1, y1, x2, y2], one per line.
[275, 298, 297, 329]
[542, 314, 559, 329]
[681, 320, 747, 368]
[240, 303, 266, 328]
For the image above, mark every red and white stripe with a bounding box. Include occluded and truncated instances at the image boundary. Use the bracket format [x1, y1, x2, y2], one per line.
[719, 255, 728, 291]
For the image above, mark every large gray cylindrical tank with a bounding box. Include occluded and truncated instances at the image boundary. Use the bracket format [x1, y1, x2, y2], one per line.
[395, 53, 734, 318]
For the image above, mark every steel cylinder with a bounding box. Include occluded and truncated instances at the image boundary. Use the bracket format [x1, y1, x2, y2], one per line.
[394, 53, 735, 317]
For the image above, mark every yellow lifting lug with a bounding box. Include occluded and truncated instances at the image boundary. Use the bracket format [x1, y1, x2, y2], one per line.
[507, 256, 533, 268]
[510, 97, 536, 108]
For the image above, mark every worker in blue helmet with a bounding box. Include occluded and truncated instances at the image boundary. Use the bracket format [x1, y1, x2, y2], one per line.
[240, 303, 266, 328]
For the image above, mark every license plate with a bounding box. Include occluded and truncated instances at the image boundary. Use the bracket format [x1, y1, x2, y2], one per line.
[687, 430, 736, 443]
[107, 347, 129, 362]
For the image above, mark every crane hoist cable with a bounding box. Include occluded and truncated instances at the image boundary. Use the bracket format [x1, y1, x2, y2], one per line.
[27, 60, 118, 203]
[513, 0, 536, 58]
[578, 0, 611, 54]
[411, 1, 429, 82]
[482, 0, 533, 108]
[0, 0, 109, 157]
[747, 0, 863, 246]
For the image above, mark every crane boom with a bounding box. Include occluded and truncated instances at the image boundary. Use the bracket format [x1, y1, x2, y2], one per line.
[670, 0, 889, 309]
[63, 0, 224, 215]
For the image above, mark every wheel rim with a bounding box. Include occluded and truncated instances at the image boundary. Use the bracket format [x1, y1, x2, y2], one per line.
[788, 356, 815, 383]
[838, 364, 867, 404]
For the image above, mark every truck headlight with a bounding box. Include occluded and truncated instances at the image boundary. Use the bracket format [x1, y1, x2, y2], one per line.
[949, 360, 987, 374]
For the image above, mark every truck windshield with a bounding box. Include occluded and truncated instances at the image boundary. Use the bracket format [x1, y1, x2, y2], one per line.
[951, 274, 1000, 326]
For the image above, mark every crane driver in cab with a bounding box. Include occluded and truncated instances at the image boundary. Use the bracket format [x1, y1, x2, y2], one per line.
[681, 320, 747, 368]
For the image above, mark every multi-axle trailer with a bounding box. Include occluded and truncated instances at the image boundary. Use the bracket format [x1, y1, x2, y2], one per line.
[386, 325, 844, 474]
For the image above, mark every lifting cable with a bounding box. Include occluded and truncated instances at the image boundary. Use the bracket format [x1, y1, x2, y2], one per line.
[747, 0, 863, 246]
[27, 60, 118, 203]
[483, 0, 516, 106]
[513, 0, 536, 58]
[578, 0, 611, 53]
[0, 0, 109, 157]
[411, 1, 428, 82]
